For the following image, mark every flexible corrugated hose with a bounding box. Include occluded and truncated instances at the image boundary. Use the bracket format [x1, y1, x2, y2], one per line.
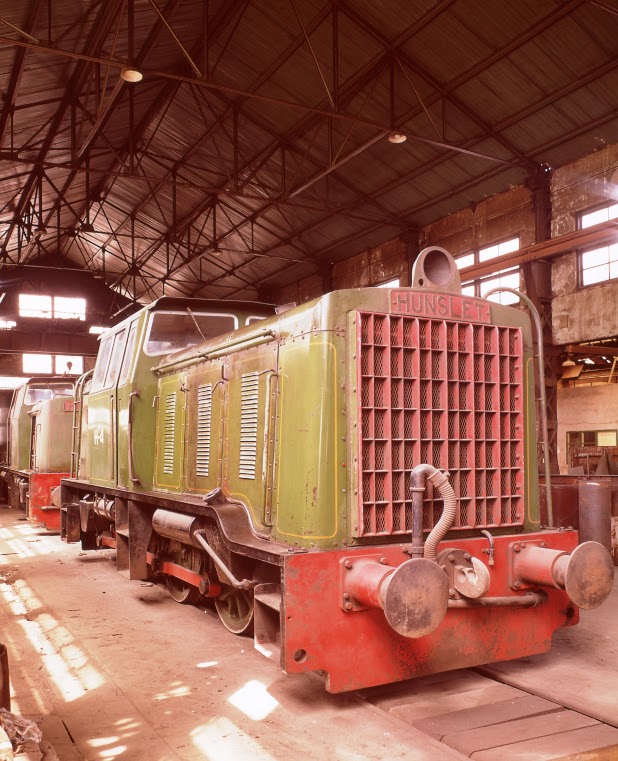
[410, 464, 457, 561]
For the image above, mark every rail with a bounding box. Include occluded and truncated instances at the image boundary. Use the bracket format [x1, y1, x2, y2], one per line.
[483, 287, 553, 528]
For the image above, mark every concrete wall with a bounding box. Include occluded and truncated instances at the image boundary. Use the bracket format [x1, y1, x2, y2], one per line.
[274, 185, 538, 303]
[557, 384, 618, 473]
[419, 185, 536, 256]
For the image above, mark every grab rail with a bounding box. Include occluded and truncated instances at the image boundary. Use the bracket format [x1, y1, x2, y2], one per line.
[70, 369, 93, 478]
[128, 389, 140, 484]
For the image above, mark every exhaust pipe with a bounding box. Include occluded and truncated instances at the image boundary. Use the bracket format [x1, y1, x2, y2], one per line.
[152, 509, 202, 545]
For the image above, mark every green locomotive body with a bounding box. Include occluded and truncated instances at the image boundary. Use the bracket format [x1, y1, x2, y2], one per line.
[2, 377, 75, 529]
[61, 247, 614, 693]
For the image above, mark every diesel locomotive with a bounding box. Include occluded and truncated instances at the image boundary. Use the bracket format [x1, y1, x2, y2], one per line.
[61, 246, 614, 693]
[2, 377, 75, 530]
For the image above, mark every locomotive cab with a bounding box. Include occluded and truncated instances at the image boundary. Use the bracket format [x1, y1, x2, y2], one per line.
[78, 297, 275, 491]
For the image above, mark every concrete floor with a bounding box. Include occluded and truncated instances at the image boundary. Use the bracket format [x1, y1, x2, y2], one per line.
[2, 505, 616, 761]
[481, 582, 618, 728]
[0, 507, 466, 761]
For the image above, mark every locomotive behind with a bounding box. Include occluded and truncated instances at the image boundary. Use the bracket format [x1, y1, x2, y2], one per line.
[61, 246, 614, 693]
[2, 377, 75, 530]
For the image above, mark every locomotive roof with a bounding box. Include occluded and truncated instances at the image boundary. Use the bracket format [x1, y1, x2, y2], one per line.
[22, 376, 76, 387]
[147, 296, 276, 312]
[110, 296, 276, 330]
[105, 296, 275, 334]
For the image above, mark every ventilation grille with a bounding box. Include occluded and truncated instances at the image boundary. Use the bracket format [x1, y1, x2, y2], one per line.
[357, 311, 525, 538]
[196, 383, 212, 477]
[239, 373, 259, 480]
[163, 392, 176, 476]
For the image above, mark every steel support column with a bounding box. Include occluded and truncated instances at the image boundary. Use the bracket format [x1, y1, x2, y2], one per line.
[524, 164, 559, 475]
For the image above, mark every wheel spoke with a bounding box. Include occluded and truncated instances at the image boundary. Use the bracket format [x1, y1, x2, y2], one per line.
[214, 585, 254, 635]
[165, 575, 200, 605]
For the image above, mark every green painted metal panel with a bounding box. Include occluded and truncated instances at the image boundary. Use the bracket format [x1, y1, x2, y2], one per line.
[8, 385, 28, 470]
[32, 397, 74, 472]
[271, 333, 347, 547]
[8, 380, 74, 472]
[184, 365, 224, 495]
[87, 390, 115, 484]
[223, 343, 279, 531]
[154, 375, 186, 491]
[116, 315, 158, 491]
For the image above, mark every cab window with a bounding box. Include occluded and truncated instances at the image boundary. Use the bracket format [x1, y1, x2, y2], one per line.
[24, 382, 74, 405]
[103, 329, 127, 389]
[91, 334, 114, 393]
[144, 311, 237, 356]
[119, 322, 138, 386]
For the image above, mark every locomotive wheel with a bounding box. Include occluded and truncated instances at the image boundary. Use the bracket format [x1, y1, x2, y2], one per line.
[214, 585, 254, 635]
[165, 575, 201, 605]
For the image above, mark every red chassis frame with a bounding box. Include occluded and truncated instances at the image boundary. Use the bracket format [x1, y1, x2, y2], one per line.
[278, 531, 579, 693]
[28, 472, 67, 531]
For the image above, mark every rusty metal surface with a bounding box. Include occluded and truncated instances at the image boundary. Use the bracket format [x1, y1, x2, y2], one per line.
[28, 472, 66, 531]
[381, 557, 449, 638]
[578, 480, 611, 551]
[356, 310, 525, 538]
[436, 548, 491, 599]
[563, 541, 615, 610]
[281, 531, 579, 693]
[541, 475, 618, 527]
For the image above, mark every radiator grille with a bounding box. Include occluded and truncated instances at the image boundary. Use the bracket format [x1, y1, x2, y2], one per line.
[239, 372, 259, 480]
[196, 383, 212, 477]
[357, 311, 524, 538]
[163, 392, 176, 476]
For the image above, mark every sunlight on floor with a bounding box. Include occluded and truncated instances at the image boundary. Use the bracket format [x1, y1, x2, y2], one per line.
[191, 716, 278, 761]
[154, 681, 192, 701]
[228, 680, 279, 721]
[0, 521, 105, 704]
[0, 520, 63, 562]
[16, 605, 104, 702]
[0, 513, 290, 761]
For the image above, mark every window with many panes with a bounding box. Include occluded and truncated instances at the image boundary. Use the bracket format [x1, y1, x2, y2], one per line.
[19, 294, 86, 320]
[22, 353, 84, 375]
[454, 236, 520, 305]
[579, 203, 618, 286]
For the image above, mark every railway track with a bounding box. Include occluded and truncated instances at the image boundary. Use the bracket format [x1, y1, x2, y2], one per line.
[358, 667, 618, 760]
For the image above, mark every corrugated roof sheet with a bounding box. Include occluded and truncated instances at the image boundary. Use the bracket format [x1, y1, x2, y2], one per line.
[0, 0, 617, 300]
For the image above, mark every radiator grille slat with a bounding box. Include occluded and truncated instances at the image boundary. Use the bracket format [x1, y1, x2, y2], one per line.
[356, 312, 524, 538]
[196, 383, 212, 477]
[239, 373, 259, 480]
[163, 392, 176, 476]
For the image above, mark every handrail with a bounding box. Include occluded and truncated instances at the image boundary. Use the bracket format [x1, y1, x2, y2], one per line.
[70, 369, 93, 478]
[483, 286, 553, 528]
[261, 370, 278, 527]
[128, 389, 140, 484]
[153, 328, 275, 376]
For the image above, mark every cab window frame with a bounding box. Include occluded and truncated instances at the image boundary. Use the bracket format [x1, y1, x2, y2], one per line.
[90, 333, 115, 393]
[118, 321, 138, 387]
[143, 310, 238, 357]
[103, 328, 128, 390]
